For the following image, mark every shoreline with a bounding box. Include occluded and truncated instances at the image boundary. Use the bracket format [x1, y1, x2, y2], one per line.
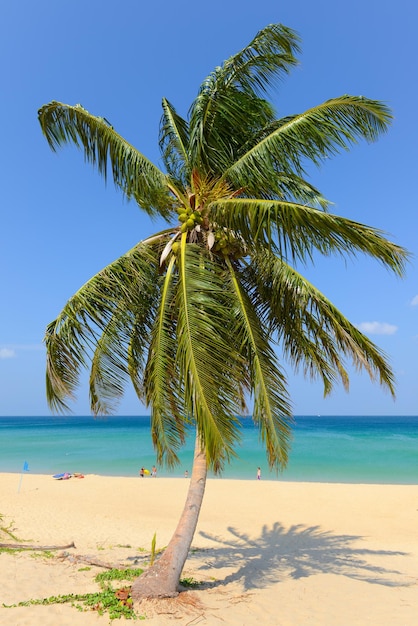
[1, 473, 417, 625]
[4, 469, 418, 486]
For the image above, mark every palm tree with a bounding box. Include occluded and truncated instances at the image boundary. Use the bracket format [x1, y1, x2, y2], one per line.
[38, 23, 408, 601]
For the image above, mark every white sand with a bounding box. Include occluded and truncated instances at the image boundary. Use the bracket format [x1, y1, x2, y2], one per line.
[0, 473, 417, 625]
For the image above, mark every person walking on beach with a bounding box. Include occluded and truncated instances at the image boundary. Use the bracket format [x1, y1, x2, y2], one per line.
[257, 467, 261, 480]
[139, 467, 145, 478]
[151, 465, 157, 477]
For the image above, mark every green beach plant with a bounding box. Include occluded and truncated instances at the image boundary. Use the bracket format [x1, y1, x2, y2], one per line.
[38, 23, 408, 601]
[179, 576, 201, 589]
[3, 567, 145, 620]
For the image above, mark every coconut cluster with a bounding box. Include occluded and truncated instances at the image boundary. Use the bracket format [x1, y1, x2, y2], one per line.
[212, 230, 245, 258]
[173, 204, 246, 260]
[176, 206, 203, 233]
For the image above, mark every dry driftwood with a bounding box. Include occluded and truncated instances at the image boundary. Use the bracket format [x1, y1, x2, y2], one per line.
[58, 552, 117, 569]
[0, 541, 75, 551]
[58, 550, 153, 570]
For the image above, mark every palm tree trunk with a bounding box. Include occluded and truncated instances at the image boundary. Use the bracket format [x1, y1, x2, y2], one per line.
[131, 431, 207, 601]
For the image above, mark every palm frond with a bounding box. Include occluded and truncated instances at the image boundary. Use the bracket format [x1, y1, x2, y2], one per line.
[224, 258, 292, 469]
[246, 251, 396, 396]
[220, 22, 300, 95]
[188, 24, 299, 174]
[88, 304, 135, 416]
[38, 101, 172, 217]
[45, 242, 161, 413]
[271, 173, 329, 207]
[236, 172, 329, 208]
[224, 96, 392, 185]
[159, 98, 190, 186]
[175, 236, 246, 472]
[192, 91, 278, 175]
[143, 256, 187, 467]
[45, 319, 86, 414]
[209, 198, 409, 273]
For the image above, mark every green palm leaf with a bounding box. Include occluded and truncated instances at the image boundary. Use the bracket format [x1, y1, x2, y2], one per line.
[209, 198, 408, 273]
[188, 24, 300, 173]
[159, 98, 190, 186]
[245, 251, 396, 395]
[223, 96, 392, 188]
[175, 237, 245, 471]
[225, 257, 292, 469]
[89, 304, 136, 416]
[144, 255, 187, 467]
[38, 101, 172, 217]
[45, 242, 161, 413]
[217, 22, 300, 96]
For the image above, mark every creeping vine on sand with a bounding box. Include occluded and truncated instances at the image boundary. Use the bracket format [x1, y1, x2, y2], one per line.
[3, 567, 145, 620]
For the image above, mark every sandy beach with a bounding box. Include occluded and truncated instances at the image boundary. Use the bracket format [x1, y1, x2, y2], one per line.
[1, 473, 417, 625]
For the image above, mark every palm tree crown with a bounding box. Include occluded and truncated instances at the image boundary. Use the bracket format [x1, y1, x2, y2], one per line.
[38, 23, 408, 476]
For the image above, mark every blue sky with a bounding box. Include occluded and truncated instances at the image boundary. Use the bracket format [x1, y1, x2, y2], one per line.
[1, 0, 417, 416]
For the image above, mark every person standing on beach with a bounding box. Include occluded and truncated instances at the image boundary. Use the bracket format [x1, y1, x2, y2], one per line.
[257, 467, 261, 480]
[139, 467, 145, 478]
[151, 465, 157, 477]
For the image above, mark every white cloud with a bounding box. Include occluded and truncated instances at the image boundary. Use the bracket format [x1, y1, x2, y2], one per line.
[0, 348, 16, 359]
[0, 344, 43, 359]
[410, 295, 418, 306]
[356, 321, 398, 335]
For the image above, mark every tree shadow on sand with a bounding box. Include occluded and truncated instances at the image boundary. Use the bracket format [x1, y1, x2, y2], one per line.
[194, 523, 411, 590]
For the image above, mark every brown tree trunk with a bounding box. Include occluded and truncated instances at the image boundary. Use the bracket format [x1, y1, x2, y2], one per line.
[131, 431, 207, 601]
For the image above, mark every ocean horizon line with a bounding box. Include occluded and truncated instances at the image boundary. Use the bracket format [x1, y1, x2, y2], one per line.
[1, 413, 418, 419]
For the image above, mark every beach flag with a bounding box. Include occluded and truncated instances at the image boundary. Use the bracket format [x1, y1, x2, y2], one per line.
[18, 461, 30, 493]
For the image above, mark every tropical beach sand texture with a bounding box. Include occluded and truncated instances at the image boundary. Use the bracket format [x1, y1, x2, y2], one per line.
[1, 474, 417, 626]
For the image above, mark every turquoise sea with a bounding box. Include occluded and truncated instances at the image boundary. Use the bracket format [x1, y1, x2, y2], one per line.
[0, 415, 417, 484]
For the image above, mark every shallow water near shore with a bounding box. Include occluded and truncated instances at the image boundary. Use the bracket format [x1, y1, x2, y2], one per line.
[1, 414, 417, 483]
